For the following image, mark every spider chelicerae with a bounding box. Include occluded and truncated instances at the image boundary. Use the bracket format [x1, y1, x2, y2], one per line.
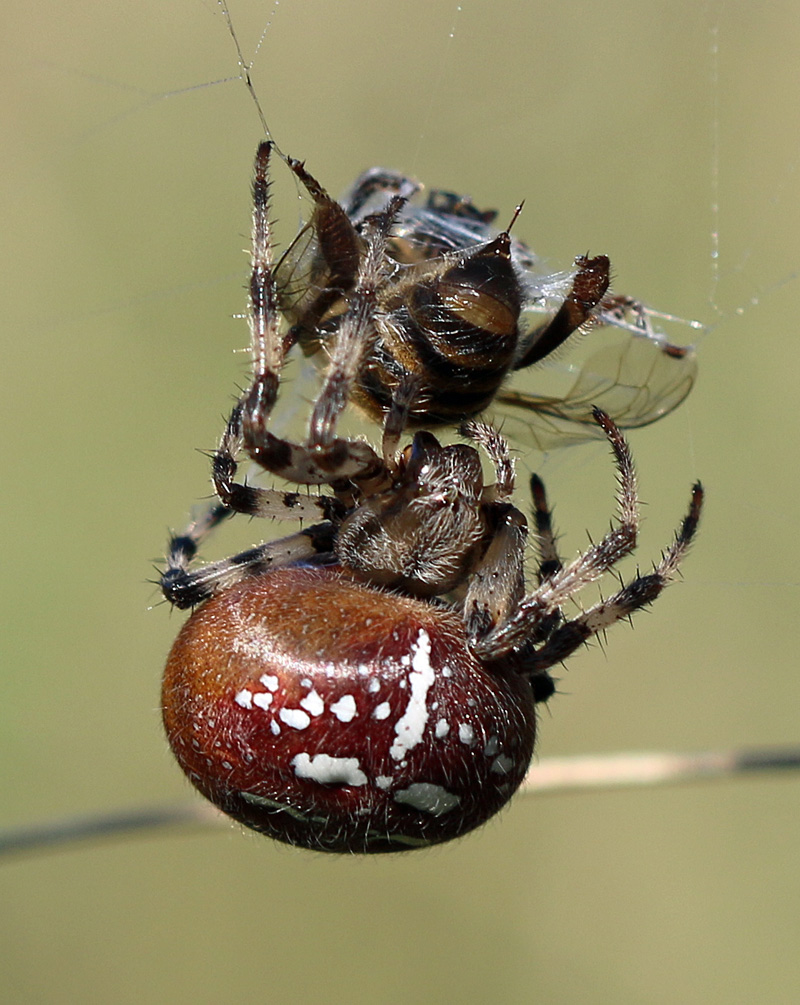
[160, 142, 702, 853]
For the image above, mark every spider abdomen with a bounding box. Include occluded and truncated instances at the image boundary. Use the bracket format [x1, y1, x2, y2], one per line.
[162, 565, 537, 853]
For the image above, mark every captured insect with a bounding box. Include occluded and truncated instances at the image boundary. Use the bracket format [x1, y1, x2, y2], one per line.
[271, 154, 698, 448]
[159, 142, 703, 853]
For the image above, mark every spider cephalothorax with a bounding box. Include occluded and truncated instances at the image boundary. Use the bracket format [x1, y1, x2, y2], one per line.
[160, 143, 702, 853]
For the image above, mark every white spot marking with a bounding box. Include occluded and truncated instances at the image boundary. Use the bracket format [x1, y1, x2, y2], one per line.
[252, 692, 273, 711]
[300, 677, 312, 689]
[330, 694, 358, 722]
[260, 674, 279, 692]
[458, 723, 476, 746]
[222, 761, 233, 770]
[375, 776, 393, 790]
[484, 735, 500, 756]
[435, 718, 450, 739]
[368, 678, 381, 693]
[389, 629, 435, 762]
[394, 783, 461, 816]
[491, 754, 515, 775]
[279, 708, 311, 730]
[234, 689, 253, 709]
[441, 665, 453, 678]
[270, 720, 280, 736]
[299, 689, 325, 716]
[373, 702, 391, 720]
[292, 753, 367, 786]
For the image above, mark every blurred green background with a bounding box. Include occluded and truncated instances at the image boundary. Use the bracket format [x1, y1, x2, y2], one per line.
[2, 1, 799, 1002]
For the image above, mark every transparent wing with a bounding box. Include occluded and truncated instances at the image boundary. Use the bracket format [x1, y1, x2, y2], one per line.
[494, 334, 698, 452]
[274, 219, 322, 319]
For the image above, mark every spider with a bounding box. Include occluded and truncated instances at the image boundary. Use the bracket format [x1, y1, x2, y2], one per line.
[160, 142, 703, 853]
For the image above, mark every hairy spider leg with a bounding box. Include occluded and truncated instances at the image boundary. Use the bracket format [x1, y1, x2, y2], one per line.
[467, 409, 702, 664]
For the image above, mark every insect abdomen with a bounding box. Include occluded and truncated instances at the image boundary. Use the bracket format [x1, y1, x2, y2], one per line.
[358, 232, 524, 424]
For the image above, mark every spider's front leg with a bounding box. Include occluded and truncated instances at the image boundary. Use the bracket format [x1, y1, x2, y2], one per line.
[239, 141, 285, 453]
[237, 142, 361, 484]
[238, 146, 404, 488]
[212, 402, 346, 523]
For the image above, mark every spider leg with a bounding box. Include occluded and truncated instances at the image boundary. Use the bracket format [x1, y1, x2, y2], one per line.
[460, 420, 516, 502]
[213, 402, 346, 522]
[162, 501, 233, 595]
[240, 152, 401, 487]
[240, 142, 285, 451]
[456, 422, 526, 638]
[512, 254, 610, 369]
[380, 374, 420, 467]
[307, 195, 406, 448]
[460, 447, 564, 650]
[462, 503, 528, 643]
[237, 143, 371, 484]
[471, 408, 640, 661]
[522, 472, 565, 647]
[522, 482, 703, 673]
[161, 522, 337, 609]
[529, 472, 563, 583]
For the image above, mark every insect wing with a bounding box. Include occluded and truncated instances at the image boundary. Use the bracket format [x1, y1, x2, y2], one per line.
[274, 218, 324, 321]
[495, 335, 697, 451]
[388, 203, 497, 263]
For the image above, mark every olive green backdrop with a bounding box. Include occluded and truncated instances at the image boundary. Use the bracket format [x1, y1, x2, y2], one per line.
[2, 1, 799, 1002]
